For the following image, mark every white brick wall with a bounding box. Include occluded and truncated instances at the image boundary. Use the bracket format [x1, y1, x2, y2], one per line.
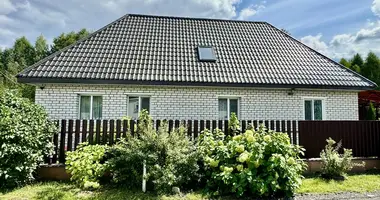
[35, 84, 359, 120]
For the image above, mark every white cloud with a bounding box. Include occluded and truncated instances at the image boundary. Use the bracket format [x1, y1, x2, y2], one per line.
[300, 34, 330, 56]
[1, 0, 257, 48]
[299, 0, 380, 59]
[237, 2, 265, 20]
[372, 0, 380, 17]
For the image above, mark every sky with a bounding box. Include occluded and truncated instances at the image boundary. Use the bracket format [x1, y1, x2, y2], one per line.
[1, 0, 380, 59]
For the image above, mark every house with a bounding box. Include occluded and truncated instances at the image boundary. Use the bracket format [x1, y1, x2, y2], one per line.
[17, 14, 376, 121]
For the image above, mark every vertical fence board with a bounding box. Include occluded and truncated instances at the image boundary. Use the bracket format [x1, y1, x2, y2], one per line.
[89, 120, 94, 144]
[174, 120, 180, 129]
[109, 120, 115, 145]
[286, 121, 291, 142]
[168, 120, 174, 133]
[242, 120, 247, 132]
[200, 120, 205, 132]
[224, 120, 229, 136]
[156, 120, 161, 133]
[212, 120, 217, 131]
[95, 120, 101, 144]
[116, 120, 121, 140]
[187, 120, 192, 138]
[205, 120, 210, 130]
[82, 120, 87, 143]
[74, 120, 80, 150]
[102, 120, 108, 145]
[281, 120, 285, 133]
[130, 120, 136, 137]
[59, 120, 66, 163]
[67, 120, 73, 152]
[193, 120, 199, 139]
[270, 121, 274, 130]
[218, 120, 223, 130]
[122, 120, 128, 138]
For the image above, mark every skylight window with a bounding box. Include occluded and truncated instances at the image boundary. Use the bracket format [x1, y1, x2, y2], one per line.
[198, 46, 216, 61]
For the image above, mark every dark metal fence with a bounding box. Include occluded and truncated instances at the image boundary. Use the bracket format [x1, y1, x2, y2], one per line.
[44, 119, 298, 164]
[299, 121, 380, 158]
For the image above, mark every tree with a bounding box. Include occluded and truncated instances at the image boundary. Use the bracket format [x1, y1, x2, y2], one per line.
[339, 58, 351, 68]
[34, 35, 49, 62]
[13, 37, 35, 69]
[351, 53, 364, 68]
[50, 29, 90, 53]
[362, 52, 380, 84]
[366, 102, 377, 120]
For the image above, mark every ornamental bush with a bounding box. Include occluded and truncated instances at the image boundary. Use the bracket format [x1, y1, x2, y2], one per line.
[107, 110, 199, 193]
[0, 90, 56, 188]
[320, 138, 364, 179]
[198, 125, 306, 198]
[66, 143, 109, 189]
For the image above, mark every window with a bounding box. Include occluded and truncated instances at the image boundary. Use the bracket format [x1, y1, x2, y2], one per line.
[198, 46, 216, 61]
[127, 96, 150, 119]
[79, 95, 102, 119]
[304, 99, 324, 120]
[218, 98, 239, 120]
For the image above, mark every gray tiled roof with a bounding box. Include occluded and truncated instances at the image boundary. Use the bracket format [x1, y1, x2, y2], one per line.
[17, 14, 376, 90]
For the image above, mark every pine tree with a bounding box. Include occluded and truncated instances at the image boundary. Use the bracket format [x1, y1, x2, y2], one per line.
[351, 53, 364, 68]
[366, 102, 377, 120]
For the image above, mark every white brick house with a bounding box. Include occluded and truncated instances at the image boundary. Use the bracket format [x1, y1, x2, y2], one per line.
[18, 14, 376, 121]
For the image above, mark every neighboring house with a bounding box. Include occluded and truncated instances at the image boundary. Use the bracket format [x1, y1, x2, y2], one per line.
[17, 14, 376, 121]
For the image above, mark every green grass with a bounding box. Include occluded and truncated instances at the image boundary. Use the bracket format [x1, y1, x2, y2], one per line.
[0, 182, 204, 200]
[2, 174, 380, 199]
[297, 174, 380, 194]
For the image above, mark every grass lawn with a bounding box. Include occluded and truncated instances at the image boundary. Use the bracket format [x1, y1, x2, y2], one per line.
[1, 174, 380, 200]
[297, 173, 380, 194]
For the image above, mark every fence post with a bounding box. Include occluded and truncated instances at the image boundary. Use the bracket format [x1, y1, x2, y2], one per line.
[59, 120, 67, 163]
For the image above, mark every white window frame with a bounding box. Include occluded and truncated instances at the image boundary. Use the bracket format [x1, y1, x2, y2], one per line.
[302, 97, 326, 120]
[218, 97, 240, 120]
[127, 95, 151, 117]
[78, 95, 103, 119]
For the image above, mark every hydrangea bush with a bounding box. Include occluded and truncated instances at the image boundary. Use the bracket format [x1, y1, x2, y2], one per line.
[198, 125, 306, 198]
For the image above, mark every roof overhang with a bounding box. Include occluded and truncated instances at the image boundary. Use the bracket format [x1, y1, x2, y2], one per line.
[17, 77, 376, 91]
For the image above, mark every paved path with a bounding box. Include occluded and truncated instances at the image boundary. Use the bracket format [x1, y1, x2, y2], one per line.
[296, 192, 380, 200]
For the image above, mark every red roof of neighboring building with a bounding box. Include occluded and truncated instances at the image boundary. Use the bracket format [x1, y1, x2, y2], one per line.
[359, 90, 380, 105]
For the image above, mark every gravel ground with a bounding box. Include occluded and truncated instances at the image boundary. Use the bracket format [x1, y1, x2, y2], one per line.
[296, 191, 380, 200]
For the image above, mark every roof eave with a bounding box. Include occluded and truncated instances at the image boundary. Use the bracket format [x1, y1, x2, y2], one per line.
[17, 77, 376, 91]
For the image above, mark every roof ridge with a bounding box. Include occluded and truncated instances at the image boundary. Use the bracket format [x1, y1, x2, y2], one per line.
[127, 13, 267, 24]
[17, 13, 131, 78]
[264, 22, 377, 88]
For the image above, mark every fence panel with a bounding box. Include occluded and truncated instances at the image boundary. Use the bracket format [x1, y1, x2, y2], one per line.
[299, 121, 380, 158]
[46, 119, 299, 164]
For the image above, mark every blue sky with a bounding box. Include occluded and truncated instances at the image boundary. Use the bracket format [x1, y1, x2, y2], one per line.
[1, 0, 380, 59]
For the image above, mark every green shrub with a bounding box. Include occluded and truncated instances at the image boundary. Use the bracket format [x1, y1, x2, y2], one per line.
[198, 125, 306, 198]
[107, 110, 199, 193]
[320, 138, 364, 179]
[366, 102, 377, 120]
[66, 143, 108, 189]
[0, 90, 56, 188]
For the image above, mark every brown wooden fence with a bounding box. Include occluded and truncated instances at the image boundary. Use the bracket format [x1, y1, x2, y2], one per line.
[44, 119, 298, 164]
[44, 120, 380, 164]
[299, 121, 380, 158]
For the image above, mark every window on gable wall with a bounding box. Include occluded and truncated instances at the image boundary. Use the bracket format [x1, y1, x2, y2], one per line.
[79, 95, 103, 119]
[127, 96, 150, 119]
[218, 98, 239, 120]
[304, 99, 324, 120]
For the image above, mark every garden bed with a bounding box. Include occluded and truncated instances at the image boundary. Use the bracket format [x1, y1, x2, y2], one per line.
[2, 173, 380, 200]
